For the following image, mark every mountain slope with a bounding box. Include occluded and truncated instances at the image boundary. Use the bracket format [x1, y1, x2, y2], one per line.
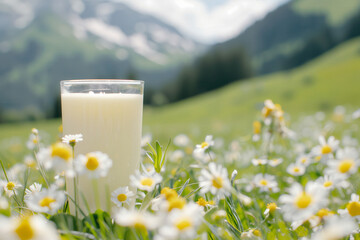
[216, 0, 360, 74]
[2, 37, 359, 142]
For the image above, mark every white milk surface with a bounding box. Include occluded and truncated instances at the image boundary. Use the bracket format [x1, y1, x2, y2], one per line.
[61, 93, 143, 212]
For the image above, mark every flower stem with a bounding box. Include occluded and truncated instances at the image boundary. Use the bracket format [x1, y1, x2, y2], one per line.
[71, 146, 79, 220]
[92, 179, 100, 210]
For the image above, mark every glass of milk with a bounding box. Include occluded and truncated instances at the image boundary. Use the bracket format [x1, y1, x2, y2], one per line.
[60, 79, 144, 212]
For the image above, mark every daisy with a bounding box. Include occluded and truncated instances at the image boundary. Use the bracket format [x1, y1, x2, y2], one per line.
[296, 155, 312, 166]
[0, 215, 60, 240]
[114, 208, 158, 231]
[111, 186, 135, 207]
[262, 99, 276, 119]
[264, 202, 280, 216]
[279, 182, 328, 222]
[25, 187, 66, 215]
[315, 175, 347, 191]
[130, 171, 162, 192]
[198, 162, 231, 198]
[75, 151, 113, 178]
[170, 150, 185, 162]
[37, 143, 73, 175]
[24, 155, 37, 169]
[251, 158, 268, 166]
[286, 163, 306, 176]
[62, 134, 83, 146]
[311, 136, 339, 160]
[193, 150, 215, 163]
[311, 215, 356, 240]
[24, 182, 42, 200]
[338, 193, 360, 221]
[268, 158, 283, 167]
[156, 203, 203, 240]
[173, 134, 190, 147]
[325, 148, 359, 179]
[352, 108, 360, 119]
[0, 180, 22, 197]
[195, 135, 214, 152]
[253, 174, 278, 192]
[26, 133, 40, 150]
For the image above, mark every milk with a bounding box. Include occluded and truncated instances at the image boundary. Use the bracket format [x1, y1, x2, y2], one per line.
[61, 92, 143, 212]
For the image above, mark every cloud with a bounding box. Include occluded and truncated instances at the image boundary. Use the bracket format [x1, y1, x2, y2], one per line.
[114, 0, 289, 43]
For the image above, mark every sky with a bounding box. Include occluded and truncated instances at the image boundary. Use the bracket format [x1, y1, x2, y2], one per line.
[116, 0, 290, 43]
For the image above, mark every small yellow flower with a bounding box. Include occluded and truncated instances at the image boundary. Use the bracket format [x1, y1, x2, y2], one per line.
[317, 208, 334, 218]
[168, 197, 186, 211]
[196, 197, 208, 207]
[267, 203, 278, 213]
[161, 187, 178, 200]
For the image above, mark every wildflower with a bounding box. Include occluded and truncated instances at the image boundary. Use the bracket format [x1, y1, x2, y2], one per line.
[268, 158, 283, 167]
[170, 150, 185, 162]
[173, 134, 190, 147]
[286, 163, 306, 176]
[0, 215, 60, 240]
[253, 174, 278, 192]
[326, 147, 359, 179]
[338, 194, 360, 221]
[160, 187, 178, 200]
[26, 132, 40, 150]
[114, 208, 158, 231]
[198, 162, 231, 198]
[156, 203, 203, 240]
[75, 151, 113, 178]
[311, 136, 339, 159]
[25, 187, 66, 215]
[24, 155, 37, 169]
[111, 186, 135, 207]
[279, 182, 328, 222]
[24, 182, 42, 200]
[241, 229, 262, 239]
[0, 180, 22, 197]
[352, 108, 360, 119]
[193, 150, 215, 163]
[311, 215, 356, 240]
[264, 202, 280, 216]
[251, 158, 268, 166]
[195, 135, 214, 152]
[167, 196, 186, 211]
[62, 134, 83, 146]
[212, 210, 227, 221]
[130, 171, 162, 192]
[141, 133, 152, 147]
[296, 155, 312, 166]
[37, 143, 73, 175]
[315, 175, 347, 191]
[196, 197, 214, 210]
[316, 208, 335, 219]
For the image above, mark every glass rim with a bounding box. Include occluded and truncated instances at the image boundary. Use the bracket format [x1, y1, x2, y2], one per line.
[61, 79, 144, 86]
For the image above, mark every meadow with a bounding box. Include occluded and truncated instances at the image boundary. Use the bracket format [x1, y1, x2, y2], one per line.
[0, 38, 359, 240]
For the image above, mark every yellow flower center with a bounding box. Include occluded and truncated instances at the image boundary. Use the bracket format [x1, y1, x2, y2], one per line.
[321, 145, 332, 154]
[259, 179, 268, 186]
[39, 197, 56, 208]
[295, 192, 312, 209]
[323, 181, 333, 188]
[293, 167, 300, 173]
[317, 208, 334, 218]
[86, 156, 99, 171]
[117, 194, 127, 202]
[300, 158, 307, 164]
[346, 202, 360, 217]
[161, 187, 178, 200]
[15, 217, 34, 240]
[212, 177, 223, 189]
[338, 159, 354, 173]
[266, 203, 278, 213]
[253, 229, 262, 237]
[253, 121, 261, 134]
[51, 143, 71, 161]
[315, 155, 322, 161]
[196, 197, 208, 207]
[32, 138, 38, 144]
[168, 197, 186, 211]
[134, 219, 146, 231]
[201, 142, 209, 149]
[262, 107, 272, 117]
[7, 182, 15, 191]
[175, 217, 192, 231]
[141, 178, 154, 187]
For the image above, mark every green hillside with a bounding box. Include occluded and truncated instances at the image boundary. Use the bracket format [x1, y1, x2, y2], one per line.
[1, 37, 360, 144]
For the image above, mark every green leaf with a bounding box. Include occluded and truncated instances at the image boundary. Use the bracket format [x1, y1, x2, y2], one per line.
[50, 213, 83, 232]
[177, 178, 190, 196]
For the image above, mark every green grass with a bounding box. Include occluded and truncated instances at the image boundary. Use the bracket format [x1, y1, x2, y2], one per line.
[1, 37, 360, 144]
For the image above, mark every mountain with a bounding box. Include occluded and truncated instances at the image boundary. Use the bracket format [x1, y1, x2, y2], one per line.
[215, 0, 360, 74]
[0, 0, 205, 121]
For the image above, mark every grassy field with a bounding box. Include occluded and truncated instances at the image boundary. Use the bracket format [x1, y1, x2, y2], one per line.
[1, 37, 360, 145]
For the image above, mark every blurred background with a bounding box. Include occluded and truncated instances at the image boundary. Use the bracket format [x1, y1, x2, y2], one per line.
[0, 0, 360, 141]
